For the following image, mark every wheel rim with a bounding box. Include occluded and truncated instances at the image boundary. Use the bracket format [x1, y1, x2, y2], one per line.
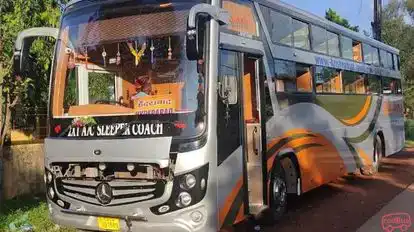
[272, 177, 287, 209]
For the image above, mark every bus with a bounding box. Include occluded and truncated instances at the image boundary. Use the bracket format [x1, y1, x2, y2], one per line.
[12, 0, 404, 231]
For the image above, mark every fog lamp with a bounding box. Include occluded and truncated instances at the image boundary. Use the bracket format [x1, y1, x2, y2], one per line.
[127, 163, 135, 172]
[57, 200, 65, 207]
[98, 163, 107, 171]
[176, 192, 192, 208]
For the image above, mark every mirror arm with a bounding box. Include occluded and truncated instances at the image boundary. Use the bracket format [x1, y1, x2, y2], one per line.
[14, 27, 59, 53]
[188, 4, 230, 29]
[13, 27, 58, 75]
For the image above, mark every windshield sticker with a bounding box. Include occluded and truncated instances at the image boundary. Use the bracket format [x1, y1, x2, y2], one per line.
[67, 123, 164, 137]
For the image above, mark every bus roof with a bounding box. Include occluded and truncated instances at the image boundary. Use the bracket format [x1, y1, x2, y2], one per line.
[258, 0, 399, 54]
[65, 0, 399, 55]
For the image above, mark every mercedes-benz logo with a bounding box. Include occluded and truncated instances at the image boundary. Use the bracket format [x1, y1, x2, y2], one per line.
[95, 182, 113, 205]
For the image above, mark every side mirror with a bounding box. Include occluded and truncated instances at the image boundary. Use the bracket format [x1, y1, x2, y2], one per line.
[13, 27, 59, 75]
[219, 75, 238, 105]
[186, 4, 230, 60]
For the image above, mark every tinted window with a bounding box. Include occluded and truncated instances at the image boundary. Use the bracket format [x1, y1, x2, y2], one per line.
[312, 25, 327, 54]
[396, 55, 401, 70]
[380, 50, 387, 67]
[382, 77, 400, 94]
[366, 75, 381, 94]
[327, 31, 340, 57]
[292, 19, 310, 49]
[341, 36, 353, 60]
[315, 66, 342, 93]
[270, 11, 292, 46]
[217, 50, 241, 165]
[387, 52, 394, 69]
[363, 44, 372, 64]
[372, 47, 380, 66]
[342, 71, 366, 94]
[275, 60, 312, 93]
[353, 40, 362, 62]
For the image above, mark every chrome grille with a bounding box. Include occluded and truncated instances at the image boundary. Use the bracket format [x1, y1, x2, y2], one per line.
[55, 178, 165, 206]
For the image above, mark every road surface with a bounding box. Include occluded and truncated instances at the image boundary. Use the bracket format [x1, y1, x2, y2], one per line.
[229, 148, 414, 232]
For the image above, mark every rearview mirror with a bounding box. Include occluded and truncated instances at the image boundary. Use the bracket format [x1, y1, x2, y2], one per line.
[186, 4, 230, 60]
[219, 75, 238, 105]
[13, 27, 58, 75]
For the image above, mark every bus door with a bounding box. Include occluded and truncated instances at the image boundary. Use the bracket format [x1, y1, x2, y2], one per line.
[242, 54, 265, 214]
[217, 50, 266, 228]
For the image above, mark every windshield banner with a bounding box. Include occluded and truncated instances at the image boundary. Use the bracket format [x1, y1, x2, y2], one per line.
[50, 115, 189, 138]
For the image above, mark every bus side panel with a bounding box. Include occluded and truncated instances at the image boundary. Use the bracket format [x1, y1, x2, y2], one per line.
[377, 95, 405, 156]
[265, 93, 386, 193]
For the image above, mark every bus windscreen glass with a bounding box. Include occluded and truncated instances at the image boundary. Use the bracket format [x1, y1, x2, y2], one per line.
[50, 1, 206, 138]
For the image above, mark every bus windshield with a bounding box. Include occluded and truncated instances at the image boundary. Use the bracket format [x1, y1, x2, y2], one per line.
[51, 0, 206, 138]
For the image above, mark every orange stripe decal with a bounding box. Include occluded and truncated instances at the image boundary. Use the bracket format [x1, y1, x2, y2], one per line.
[342, 96, 372, 125]
[219, 176, 243, 229]
[358, 148, 372, 166]
[234, 203, 245, 224]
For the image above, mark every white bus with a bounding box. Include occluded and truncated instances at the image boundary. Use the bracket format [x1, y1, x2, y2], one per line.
[13, 0, 404, 231]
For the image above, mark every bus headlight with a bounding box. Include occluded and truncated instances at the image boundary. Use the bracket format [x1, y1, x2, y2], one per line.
[181, 174, 196, 190]
[176, 192, 192, 208]
[150, 163, 209, 215]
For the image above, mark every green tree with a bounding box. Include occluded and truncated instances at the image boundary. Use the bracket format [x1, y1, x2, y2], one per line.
[0, 0, 61, 155]
[325, 8, 360, 32]
[382, 0, 414, 117]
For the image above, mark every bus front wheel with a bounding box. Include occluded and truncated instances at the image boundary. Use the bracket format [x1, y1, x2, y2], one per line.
[268, 163, 288, 223]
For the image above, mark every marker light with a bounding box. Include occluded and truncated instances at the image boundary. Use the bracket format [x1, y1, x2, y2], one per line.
[200, 178, 206, 191]
[48, 187, 55, 199]
[176, 192, 192, 208]
[127, 163, 135, 172]
[98, 163, 107, 171]
[47, 172, 53, 183]
[181, 174, 196, 190]
[190, 211, 203, 223]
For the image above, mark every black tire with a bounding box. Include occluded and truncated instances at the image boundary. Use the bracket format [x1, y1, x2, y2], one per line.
[372, 134, 384, 173]
[257, 162, 288, 226]
[361, 134, 384, 176]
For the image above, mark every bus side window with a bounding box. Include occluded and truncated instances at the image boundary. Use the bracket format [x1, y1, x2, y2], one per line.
[217, 50, 242, 165]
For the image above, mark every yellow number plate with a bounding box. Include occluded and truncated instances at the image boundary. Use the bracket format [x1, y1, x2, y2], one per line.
[97, 217, 120, 231]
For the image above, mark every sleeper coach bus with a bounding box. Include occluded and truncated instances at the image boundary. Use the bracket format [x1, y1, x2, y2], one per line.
[12, 0, 404, 231]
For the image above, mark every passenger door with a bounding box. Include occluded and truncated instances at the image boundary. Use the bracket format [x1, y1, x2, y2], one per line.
[216, 50, 266, 230]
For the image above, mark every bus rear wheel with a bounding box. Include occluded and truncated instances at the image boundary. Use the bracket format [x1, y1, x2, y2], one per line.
[372, 135, 384, 173]
[361, 135, 383, 176]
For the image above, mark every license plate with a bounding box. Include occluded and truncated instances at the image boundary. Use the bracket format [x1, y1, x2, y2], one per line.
[97, 217, 120, 231]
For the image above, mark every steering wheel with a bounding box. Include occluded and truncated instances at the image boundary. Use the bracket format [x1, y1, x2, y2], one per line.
[94, 100, 128, 107]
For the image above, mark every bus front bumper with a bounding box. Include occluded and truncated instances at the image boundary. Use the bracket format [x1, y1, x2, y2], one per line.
[48, 201, 211, 232]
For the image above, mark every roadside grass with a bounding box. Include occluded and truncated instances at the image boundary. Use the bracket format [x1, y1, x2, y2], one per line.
[406, 140, 414, 148]
[0, 196, 75, 232]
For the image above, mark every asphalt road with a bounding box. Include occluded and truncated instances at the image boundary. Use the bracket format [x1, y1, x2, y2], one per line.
[229, 148, 414, 232]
